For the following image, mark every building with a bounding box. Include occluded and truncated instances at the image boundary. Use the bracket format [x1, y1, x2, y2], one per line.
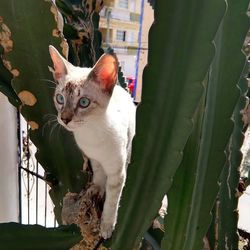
[133, 0, 153, 102]
[99, 0, 142, 81]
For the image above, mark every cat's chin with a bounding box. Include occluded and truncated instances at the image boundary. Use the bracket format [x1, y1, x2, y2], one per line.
[64, 122, 84, 131]
[64, 126, 75, 132]
[58, 120, 81, 132]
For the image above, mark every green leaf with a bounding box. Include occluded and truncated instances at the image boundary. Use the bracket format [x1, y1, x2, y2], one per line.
[0, 223, 82, 250]
[108, 0, 226, 249]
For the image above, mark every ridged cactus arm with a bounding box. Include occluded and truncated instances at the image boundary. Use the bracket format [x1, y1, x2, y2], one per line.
[162, 0, 249, 249]
[108, 0, 226, 249]
[162, 79, 206, 249]
[212, 66, 249, 249]
[0, 0, 85, 221]
[190, 1, 249, 248]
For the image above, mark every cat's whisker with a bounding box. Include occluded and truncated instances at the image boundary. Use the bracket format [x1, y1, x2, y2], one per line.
[42, 114, 64, 140]
[77, 122, 85, 125]
[43, 113, 57, 121]
[42, 114, 58, 136]
[42, 119, 57, 137]
[49, 121, 61, 142]
[48, 122, 57, 141]
[56, 123, 63, 141]
[39, 78, 57, 85]
[39, 79, 57, 90]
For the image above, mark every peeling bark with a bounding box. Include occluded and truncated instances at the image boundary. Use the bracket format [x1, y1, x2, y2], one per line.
[62, 184, 108, 250]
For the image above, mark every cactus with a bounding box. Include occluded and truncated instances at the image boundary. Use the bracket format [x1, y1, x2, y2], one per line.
[208, 63, 249, 249]
[201, 1, 249, 249]
[0, 223, 82, 249]
[161, 80, 206, 249]
[56, 0, 127, 89]
[0, 0, 89, 247]
[108, 0, 249, 249]
[56, 0, 104, 67]
[162, 0, 249, 249]
[0, 0, 86, 223]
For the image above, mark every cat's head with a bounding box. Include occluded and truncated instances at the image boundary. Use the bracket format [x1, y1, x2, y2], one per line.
[49, 45, 118, 131]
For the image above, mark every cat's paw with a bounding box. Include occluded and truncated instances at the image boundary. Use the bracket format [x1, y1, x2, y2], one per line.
[86, 184, 102, 197]
[86, 183, 105, 198]
[100, 221, 115, 239]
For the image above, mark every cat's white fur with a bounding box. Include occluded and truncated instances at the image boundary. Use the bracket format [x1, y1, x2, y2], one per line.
[49, 45, 136, 239]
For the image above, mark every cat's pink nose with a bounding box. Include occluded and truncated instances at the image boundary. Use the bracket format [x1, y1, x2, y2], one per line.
[61, 110, 73, 125]
[61, 117, 72, 125]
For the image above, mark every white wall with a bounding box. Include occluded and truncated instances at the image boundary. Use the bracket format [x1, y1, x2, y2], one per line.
[135, 1, 154, 102]
[117, 54, 137, 77]
[0, 93, 19, 222]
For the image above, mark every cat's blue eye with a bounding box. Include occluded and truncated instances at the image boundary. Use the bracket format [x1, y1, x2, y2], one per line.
[79, 97, 90, 108]
[56, 94, 64, 105]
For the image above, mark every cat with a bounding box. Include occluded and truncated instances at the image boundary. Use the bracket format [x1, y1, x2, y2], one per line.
[49, 45, 136, 239]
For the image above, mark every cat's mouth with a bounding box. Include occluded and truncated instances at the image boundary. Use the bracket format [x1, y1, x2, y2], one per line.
[58, 118, 84, 131]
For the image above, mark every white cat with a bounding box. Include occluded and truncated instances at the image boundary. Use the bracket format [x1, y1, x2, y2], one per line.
[49, 45, 136, 239]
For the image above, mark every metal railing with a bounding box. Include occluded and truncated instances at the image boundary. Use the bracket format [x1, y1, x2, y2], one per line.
[18, 114, 57, 228]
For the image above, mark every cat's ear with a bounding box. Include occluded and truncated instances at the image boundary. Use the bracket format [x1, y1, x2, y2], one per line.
[90, 53, 118, 93]
[49, 45, 72, 81]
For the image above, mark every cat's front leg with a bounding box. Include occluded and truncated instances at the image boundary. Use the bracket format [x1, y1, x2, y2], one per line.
[100, 165, 126, 239]
[87, 159, 106, 197]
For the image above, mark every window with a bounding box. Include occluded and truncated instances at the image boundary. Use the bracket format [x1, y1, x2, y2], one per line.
[129, 0, 135, 12]
[118, 0, 128, 9]
[127, 31, 134, 43]
[116, 30, 126, 42]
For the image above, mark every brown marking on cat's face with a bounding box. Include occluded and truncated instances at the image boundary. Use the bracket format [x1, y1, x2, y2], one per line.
[63, 82, 77, 96]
